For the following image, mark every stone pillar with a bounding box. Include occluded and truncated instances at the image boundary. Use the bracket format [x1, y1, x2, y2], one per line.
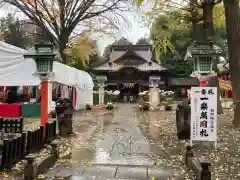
[149, 76, 160, 106]
[96, 76, 107, 105]
[98, 86, 105, 105]
[149, 87, 160, 105]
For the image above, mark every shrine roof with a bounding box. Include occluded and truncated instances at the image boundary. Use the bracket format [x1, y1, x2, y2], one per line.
[185, 41, 226, 60]
[92, 61, 168, 72]
[109, 44, 153, 62]
[91, 44, 169, 72]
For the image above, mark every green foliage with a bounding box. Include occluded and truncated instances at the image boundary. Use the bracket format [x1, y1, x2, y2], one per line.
[150, 11, 193, 75]
[64, 35, 101, 71]
[148, 4, 226, 76]
[213, 4, 226, 40]
[69, 53, 102, 71]
[150, 12, 180, 64]
[136, 38, 151, 45]
[137, 1, 226, 74]
[0, 13, 33, 49]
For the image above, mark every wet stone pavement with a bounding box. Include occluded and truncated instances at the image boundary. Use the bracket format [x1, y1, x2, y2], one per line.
[44, 104, 188, 180]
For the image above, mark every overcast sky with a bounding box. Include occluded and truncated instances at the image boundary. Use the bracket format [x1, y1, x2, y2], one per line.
[0, 2, 151, 54]
[96, 11, 150, 54]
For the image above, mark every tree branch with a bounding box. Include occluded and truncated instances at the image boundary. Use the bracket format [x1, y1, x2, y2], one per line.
[2, 0, 133, 62]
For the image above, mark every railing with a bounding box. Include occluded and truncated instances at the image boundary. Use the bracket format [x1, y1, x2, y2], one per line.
[0, 117, 23, 133]
[0, 119, 57, 170]
[45, 121, 57, 143]
[1, 133, 26, 169]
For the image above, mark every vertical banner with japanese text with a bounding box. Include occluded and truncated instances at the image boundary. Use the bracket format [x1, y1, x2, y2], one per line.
[190, 87, 217, 142]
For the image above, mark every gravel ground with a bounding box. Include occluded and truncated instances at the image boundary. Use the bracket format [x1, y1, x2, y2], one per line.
[137, 108, 240, 179]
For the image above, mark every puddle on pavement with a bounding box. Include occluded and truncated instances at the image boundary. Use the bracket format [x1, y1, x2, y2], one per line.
[58, 117, 117, 165]
[56, 108, 182, 168]
[71, 144, 96, 164]
[75, 123, 90, 133]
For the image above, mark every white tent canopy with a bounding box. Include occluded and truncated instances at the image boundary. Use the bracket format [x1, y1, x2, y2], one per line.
[52, 61, 94, 89]
[0, 41, 94, 109]
[0, 42, 40, 86]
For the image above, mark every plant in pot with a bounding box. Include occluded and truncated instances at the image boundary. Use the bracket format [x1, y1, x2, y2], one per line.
[85, 102, 92, 110]
[138, 91, 150, 111]
[142, 102, 150, 111]
[160, 90, 174, 111]
[106, 102, 113, 111]
[164, 102, 172, 111]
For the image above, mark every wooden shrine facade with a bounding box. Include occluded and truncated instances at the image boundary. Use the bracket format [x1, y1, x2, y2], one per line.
[91, 44, 173, 101]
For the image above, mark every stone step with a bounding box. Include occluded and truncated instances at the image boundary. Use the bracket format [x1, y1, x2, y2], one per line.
[44, 164, 186, 180]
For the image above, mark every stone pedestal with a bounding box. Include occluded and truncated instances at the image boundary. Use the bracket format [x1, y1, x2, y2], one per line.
[149, 87, 160, 106]
[149, 76, 160, 106]
[98, 86, 105, 105]
[96, 76, 107, 105]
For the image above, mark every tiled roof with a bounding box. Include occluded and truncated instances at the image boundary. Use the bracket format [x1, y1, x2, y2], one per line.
[134, 49, 152, 62]
[109, 45, 152, 62]
[92, 61, 167, 71]
[92, 44, 167, 71]
[110, 50, 126, 61]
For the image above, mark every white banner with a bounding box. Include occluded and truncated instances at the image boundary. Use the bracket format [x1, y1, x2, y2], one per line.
[190, 87, 217, 142]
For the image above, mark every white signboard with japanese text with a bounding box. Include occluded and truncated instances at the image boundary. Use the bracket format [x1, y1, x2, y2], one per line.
[190, 87, 217, 142]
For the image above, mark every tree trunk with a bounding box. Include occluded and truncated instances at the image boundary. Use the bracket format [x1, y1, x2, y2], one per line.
[59, 43, 67, 64]
[202, 1, 223, 114]
[58, 33, 69, 64]
[223, 0, 240, 126]
[202, 1, 214, 40]
[190, 0, 200, 40]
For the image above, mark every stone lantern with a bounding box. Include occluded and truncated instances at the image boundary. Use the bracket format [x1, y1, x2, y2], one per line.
[24, 44, 56, 79]
[186, 41, 225, 82]
[149, 76, 160, 106]
[96, 75, 107, 105]
[24, 44, 56, 133]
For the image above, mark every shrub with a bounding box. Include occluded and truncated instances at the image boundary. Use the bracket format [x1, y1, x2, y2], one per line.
[85, 102, 92, 110]
[106, 102, 113, 111]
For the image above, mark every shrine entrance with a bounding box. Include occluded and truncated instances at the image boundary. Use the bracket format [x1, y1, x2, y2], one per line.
[119, 83, 139, 102]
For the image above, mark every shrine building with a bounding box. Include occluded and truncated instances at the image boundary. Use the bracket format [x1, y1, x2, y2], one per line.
[91, 44, 199, 102]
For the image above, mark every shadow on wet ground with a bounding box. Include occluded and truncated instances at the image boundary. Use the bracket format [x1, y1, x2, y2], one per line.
[43, 104, 189, 180]
[3, 104, 240, 179]
[42, 104, 240, 179]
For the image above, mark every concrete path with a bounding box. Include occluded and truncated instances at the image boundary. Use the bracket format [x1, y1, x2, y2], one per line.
[44, 104, 185, 179]
[91, 104, 153, 166]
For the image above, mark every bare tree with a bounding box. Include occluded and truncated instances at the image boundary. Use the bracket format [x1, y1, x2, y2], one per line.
[2, 0, 131, 63]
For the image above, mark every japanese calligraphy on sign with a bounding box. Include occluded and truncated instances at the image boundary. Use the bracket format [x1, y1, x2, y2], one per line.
[190, 87, 217, 142]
